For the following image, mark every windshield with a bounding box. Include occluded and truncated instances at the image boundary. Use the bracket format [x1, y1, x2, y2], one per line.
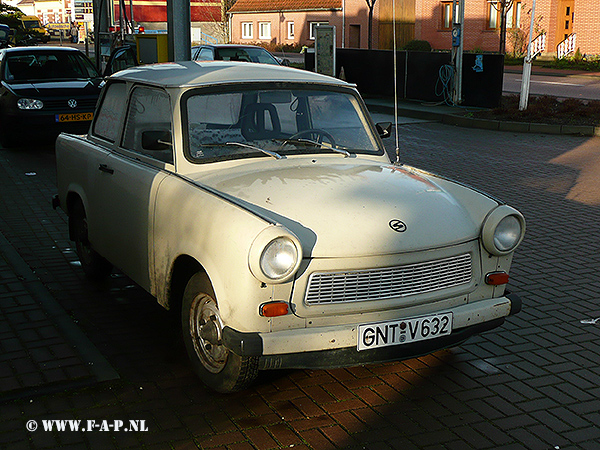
[214, 47, 279, 65]
[3, 51, 100, 82]
[185, 86, 382, 163]
[22, 20, 41, 30]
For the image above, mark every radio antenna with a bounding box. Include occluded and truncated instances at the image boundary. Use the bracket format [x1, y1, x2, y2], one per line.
[392, 0, 400, 164]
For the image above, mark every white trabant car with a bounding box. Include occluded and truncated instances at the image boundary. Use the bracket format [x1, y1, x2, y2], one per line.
[55, 61, 525, 392]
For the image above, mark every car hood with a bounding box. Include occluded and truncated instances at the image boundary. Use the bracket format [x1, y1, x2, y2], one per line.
[5, 79, 103, 97]
[191, 158, 497, 258]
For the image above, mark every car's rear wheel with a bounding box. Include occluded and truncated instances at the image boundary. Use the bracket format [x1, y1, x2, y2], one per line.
[71, 201, 112, 280]
[182, 273, 259, 393]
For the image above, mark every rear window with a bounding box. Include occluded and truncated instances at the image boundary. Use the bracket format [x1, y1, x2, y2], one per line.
[3, 52, 100, 82]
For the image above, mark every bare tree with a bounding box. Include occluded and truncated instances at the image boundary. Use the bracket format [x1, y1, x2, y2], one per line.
[490, 0, 515, 54]
[365, 0, 376, 49]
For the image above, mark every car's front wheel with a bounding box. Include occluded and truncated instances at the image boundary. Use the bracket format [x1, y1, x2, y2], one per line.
[182, 273, 259, 393]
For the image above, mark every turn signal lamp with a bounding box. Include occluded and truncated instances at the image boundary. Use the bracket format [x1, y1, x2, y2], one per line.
[485, 271, 509, 286]
[260, 302, 289, 317]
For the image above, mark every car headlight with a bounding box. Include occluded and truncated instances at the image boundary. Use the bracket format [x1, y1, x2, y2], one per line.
[17, 98, 44, 110]
[249, 226, 302, 284]
[261, 238, 298, 280]
[481, 205, 525, 256]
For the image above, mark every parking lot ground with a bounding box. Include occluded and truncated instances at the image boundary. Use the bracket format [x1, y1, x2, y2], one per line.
[0, 227, 118, 401]
[1, 123, 600, 449]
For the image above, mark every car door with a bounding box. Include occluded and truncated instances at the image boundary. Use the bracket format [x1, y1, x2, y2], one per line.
[103, 45, 138, 77]
[93, 85, 173, 290]
[84, 81, 127, 249]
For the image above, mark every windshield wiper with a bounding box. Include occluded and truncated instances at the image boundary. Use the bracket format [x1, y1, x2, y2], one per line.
[225, 142, 283, 160]
[295, 138, 351, 158]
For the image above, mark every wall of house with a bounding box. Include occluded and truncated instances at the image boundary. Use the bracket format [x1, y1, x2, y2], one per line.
[33, 0, 66, 24]
[229, 0, 378, 50]
[416, 0, 504, 52]
[378, 0, 415, 49]
[415, 0, 599, 57]
[572, 0, 600, 55]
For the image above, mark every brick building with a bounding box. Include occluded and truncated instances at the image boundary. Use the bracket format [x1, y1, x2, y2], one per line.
[229, 0, 599, 57]
[415, 0, 600, 57]
[228, 0, 381, 49]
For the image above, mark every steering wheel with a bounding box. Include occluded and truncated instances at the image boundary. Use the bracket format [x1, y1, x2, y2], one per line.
[285, 129, 336, 147]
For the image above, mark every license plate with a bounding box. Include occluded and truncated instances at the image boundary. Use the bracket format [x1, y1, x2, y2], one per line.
[357, 313, 452, 351]
[55, 112, 93, 122]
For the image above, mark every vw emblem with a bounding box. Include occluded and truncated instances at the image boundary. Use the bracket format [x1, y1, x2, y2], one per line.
[389, 219, 407, 233]
[67, 99, 78, 109]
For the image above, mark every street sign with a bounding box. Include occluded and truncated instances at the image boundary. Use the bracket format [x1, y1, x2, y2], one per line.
[74, 1, 93, 22]
[47, 23, 70, 30]
[74, 14, 93, 22]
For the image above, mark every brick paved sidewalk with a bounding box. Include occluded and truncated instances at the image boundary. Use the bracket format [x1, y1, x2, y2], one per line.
[2, 126, 600, 450]
[0, 197, 118, 401]
[0, 230, 117, 401]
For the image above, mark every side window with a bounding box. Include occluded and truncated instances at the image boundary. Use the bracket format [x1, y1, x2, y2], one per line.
[197, 48, 214, 61]
[92, 82, 128, 142]
[122, 87, 173, 164]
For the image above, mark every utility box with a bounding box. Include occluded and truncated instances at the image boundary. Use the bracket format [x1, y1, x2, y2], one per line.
[315, 25, 336, 77]
[135, 34, 169, 64]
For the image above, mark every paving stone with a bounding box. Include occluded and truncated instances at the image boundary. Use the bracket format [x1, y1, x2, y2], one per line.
[2, 118, 600, 450]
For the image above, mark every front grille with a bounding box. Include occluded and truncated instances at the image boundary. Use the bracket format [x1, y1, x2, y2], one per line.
[304, 253, 473, 305]
[43, 98, 97, 112]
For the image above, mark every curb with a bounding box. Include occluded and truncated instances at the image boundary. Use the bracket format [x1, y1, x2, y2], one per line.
[442, 114, 600, 136]
[366, 101, 600, 137]
[503, 65, 600, 79]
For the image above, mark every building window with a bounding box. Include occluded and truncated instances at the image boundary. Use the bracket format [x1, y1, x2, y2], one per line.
[506, 1, 521, 28]
[487, 1, 499, 29]
[287, 21, 295, 39]
[241, 22, 253, 39]
[488, 1, 521, 30]
[441, 1, 453, 30]
[309, 22, 329, 40]
[259, 22, 271, 40]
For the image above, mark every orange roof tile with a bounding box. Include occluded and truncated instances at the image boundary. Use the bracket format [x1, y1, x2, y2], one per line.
[229, 0, 342, 13]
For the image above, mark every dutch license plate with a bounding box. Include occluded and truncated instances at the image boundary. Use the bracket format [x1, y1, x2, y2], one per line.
[357, 312, 452, 351]
[55, 112, 93, 123]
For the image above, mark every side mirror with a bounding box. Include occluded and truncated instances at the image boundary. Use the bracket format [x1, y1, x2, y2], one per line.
[142, 130, 172, 151]
[376, 122, 392, 139]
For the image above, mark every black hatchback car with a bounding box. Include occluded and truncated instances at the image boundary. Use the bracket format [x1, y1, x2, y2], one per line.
[191, 44, 285, 65]
[0, 46, 103, 147]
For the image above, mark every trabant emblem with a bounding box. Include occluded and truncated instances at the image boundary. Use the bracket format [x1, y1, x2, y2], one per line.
[389, 219, 407, 233]
[68, 99, 78, 109]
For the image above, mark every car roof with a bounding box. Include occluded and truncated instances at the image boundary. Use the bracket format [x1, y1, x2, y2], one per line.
[110, 60, 352, 89]
[192, 44, 270, 50]
[1, 46, 81, 54]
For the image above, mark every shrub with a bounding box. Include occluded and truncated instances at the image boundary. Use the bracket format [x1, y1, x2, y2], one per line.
[402, 40, 432, 52]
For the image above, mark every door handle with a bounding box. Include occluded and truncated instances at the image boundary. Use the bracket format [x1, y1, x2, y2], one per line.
[98, 164, 114, 175]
